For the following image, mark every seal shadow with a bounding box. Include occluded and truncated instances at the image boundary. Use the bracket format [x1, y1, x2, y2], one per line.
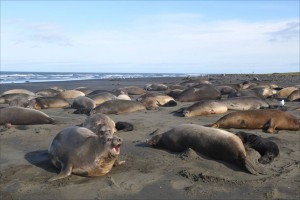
[24, 150, 57, 173]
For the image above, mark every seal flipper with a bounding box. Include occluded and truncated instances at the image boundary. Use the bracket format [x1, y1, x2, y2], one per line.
[48, 164, 72, 182]
[243, 148, 267, 175]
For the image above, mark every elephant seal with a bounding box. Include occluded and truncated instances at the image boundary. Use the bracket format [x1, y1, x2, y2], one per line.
[180, 100, 227, 117]
[115, 121, 134, 131]
[215, 85, 237, 95]
[287, 90, 300, 101]
[166, 89, 183, 99]
[82, 113, 117, 135]
[147, 124, 264, 175]
[2, 89, 35, 96]
[176, 84, 221, 102]
[74, 87, 93, 95]
[71, 96, 96, 114]
[276, 87, 298, 98]
[144, 84, 168, 91]
[235, 131, 279, 164]
[228, 89, 264, 99]
[117, 86, 145, 95]
[35, 88, 61, 97]
[57, 90, 85, 99]
[220, 97, 269, 111]
[211, 110, 300, 133]
[88, 92, 117, 105]
[92, 100, 146, 115]
[31, 97, 70, 109]
[251, 87, 277, 98]
[137, 93, 177, 109]
[0, 107, 54, 125]
[0, 93, 36, 104]
[48, 127, 123, 181]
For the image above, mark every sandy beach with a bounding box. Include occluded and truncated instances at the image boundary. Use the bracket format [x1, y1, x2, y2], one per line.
[0, 73, 299, 200]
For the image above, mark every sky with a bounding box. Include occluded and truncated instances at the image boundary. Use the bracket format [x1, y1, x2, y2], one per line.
[1, 1, 299, 74]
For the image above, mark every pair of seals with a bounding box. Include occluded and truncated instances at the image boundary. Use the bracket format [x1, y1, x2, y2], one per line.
[211, 110, 299, 133]
[147, 124, 264, 175]
[48, 127, 124, 181]
[235, 131, 279, 164]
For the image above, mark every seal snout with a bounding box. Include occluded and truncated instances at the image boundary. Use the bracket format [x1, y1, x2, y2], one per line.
[111, 136, 123, 155]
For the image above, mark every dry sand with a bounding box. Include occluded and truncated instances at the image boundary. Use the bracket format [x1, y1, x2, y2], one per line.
[0, 74, 299, 200]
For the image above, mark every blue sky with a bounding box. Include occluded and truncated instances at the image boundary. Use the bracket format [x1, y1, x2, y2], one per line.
[1, 1, 299, 73]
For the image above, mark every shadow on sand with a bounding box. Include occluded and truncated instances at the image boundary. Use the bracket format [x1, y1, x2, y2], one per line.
[24, 150, 57, 173]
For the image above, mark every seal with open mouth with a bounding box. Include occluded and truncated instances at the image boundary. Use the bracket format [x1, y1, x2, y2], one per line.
[48, 127, 124, 181]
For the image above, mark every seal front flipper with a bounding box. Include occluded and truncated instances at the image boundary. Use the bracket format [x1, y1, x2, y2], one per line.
[244, 148, 268, 175]
[48, 164, 72, 182]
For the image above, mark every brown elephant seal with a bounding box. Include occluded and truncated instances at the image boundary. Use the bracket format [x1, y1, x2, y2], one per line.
[2, 89, 35, 96]
[147, 124, 264, 175]
[176, 84, 221, 102]
[276, 87, 298, 98]
[287, 90, 300, 101]
[88, 92, 117, 105]
[0, 93, 36, 104]
[31, 97, 70, 109]
[137, 93, 177, 109]
[166, 89, 183, 99]
[220, 97, 269, 111]
[71, 96, 96, 114]
[116, 121, 134, 131]
[57, 90, 85, 99]
[35, 88, 61, 97]
[235, 131, 279, 164]
[228, 89, 265, 99]
[0, 107, 54, 125]
[117, 86, 145, 95]
[180, 79, 211, 87]
[180, 100, 227, 117]
[82, 113, 117, 135]
[92, 100, 146, 115]
[48, 127, 123, 181]
[215, 85, 237, 95]
[211, 110, 300, 133]
[74, 87, 93, 95]
[251, 87, 277, 98]
[144, 84, 168, 91]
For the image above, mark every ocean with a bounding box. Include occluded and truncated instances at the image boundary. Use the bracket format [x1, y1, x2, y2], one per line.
[0, 71, 206, 84]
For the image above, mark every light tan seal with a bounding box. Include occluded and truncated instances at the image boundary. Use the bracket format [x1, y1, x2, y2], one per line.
[211, 110, 300, 133]
[176, 84, 221, 102]
[220, 97, 269, 111]
[147, 124, 264, 175]
[0, 106, 54, 125]
[57, 90, 85, 99]
[82, 113, 117, 135]
[2, 89, 35, 96]
[137, 92, 177, 110]
[92, 100, 146, 114]
[31, 97, 70, 109]
[180, 100, 227, 117]
[144, 84, 168, 91]
[287, 90, 300, 101]
[48, 127, 124, 181]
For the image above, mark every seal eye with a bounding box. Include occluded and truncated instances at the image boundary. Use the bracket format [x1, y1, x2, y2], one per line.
[106, 138, 112, 142]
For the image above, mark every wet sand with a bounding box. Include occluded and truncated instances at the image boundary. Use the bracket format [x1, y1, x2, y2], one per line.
[0, 74, 299, 200]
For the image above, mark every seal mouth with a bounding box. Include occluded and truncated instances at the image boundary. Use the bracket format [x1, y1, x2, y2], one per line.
[112, 144, 121, 155]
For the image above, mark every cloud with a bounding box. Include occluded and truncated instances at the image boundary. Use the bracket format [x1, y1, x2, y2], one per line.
[268, 21, 300, 42]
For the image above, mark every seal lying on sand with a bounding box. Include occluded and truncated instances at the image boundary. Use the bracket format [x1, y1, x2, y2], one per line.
[82, 113, 117, 135]
[179, 100, 227, 117]
[211, 110, 300, 133]
[71, 96, 96, 114]
[137, 93, 177, 110]
[220, 97, 269, 111]
[176, 84, 221, 102]
[48, 127, 124, 181]
[92, 100, 146, 115]
[116, 121, 134, 131]
[31, 97, 70, 109]
[235, 131, 279, 164]
[147, 124, 264, 175]
[0, 107, 54, 125]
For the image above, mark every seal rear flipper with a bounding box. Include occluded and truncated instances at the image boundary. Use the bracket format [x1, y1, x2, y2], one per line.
[48, 164, 72, 182]
[162, 100, 177, 107]
[244, 149, 268, 175]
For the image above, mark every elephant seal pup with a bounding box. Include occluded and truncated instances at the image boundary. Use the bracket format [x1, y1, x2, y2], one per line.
[137, 93, 177, 110]
[276, 87, 298, 98]
[82, 113, 117, 135]
[176, 84, 221, 102]
[57, 90, 85, 99]
[215, 85, 237, 95]
[31, 97, 70, 109]
[117, 86, 145, 95]
[180, 100, 227, 117]
[235, 131, 279, 164]
[35, 88, 61, 97]
[220, 97, 269, 111]
[147, 124, 263, 175]
[0, 93, 36, 104]
[2, 89, 35, 96]
[48, 127, 123, 181]
[287, 90, 300, 101]
[0, 107, 54, 125]
[211, 110, 300, 133]
[71, 96, 96, 114]
[92, 100, 146, 115]
[144, 84, 168, 91]
[116, 121, 134, 131]
[74, 87, 93, 95]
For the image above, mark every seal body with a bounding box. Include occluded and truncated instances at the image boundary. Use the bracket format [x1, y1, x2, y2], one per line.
[92, 100, 146, 114]
[0, 107, 54, 125]
[71, 96, 96, 113]
[137, 93, 177, 109]
[48, 127, 123, 181]
[87, 92, 117, 105]
[176, 84, 221, 102]
[235, 131, 279, 164]
[182, 100, 227, 117]
[211, 110, 300, 133]
[287, 90, 300, 101]
[32, 97, 70, 109]
[147, 124, 262, 174]
[220, 97, 269, 111]
[144, 84, 168, 91]
[117, 86, 145, 95]
[57, 90, 85, 99]
[82, 113, 117, 135]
